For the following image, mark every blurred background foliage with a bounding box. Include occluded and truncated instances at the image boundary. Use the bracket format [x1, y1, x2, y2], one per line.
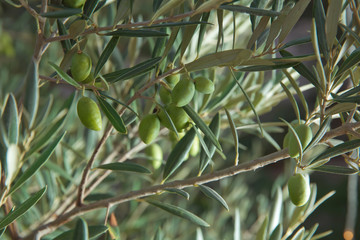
[0, 0, 359, 239]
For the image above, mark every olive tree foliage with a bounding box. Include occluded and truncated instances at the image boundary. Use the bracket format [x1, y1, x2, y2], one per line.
[0, 0, 360, 239]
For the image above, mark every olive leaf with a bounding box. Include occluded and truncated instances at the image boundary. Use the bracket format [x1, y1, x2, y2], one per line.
[164, 188, 190, 200]
[0, 187, 47, 229]
[1, 94, 19, 145]
[95, 162, 151, 174]
[72, 218, 89, 240]
[24, 59, 39, 129]
[49, 62, 81, 88]
[94, 36, 119, 77]
[146, 199, 210, 227]
[96, 96, 127, 134]
[311, 165, 359, 175]
[82, 0, 101, 19]
[198, 184, 229, 211]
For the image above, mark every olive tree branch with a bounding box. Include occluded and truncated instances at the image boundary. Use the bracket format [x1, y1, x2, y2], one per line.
[28, 149, 289, 239]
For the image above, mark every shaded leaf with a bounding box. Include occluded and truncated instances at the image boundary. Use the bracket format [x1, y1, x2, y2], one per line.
[96, 162, 151, 174]
[220, 4, 281, 16]
[56, 19, 72, 53]
[96, 96, 127, 134]
[198, 184, 229, 211]
[163, 128, 196, 181]
[312, 165, 359, 175]
[99, 91, 138, 117]
[306, 159, 329, 169]
[224, 108, 239, 165]
[164, 188, 190, 200]
[197, 12, 210, 55]
[103, 57, 162, 83]
[146, 21, 211, 29]
[199, 113, 220, 175]
[0, 187, 46, 229]
[146, 199, 210, 227]
[336, 46, 360, 78]
[237, 62, 298, 71]
[41, 8, 82, 18]
[94, 36, 119, 77]
[325, 102, 357, 116]
[312, 139, 360, 162]
[2, 94, 18, 145]
[73, 218, 89, 240]
[280, 82, 300, 123]
[325, 0, 342, 48]
[150, 0, 186, 23]
[8, 132, 66, 196]
[304, 117, 331, 152]
[256, 215, 269, 240]
[82, 0, 100, 19]
[24, 59, 39, 129]
[313, 0, 329, 60]
[184, 49, 253, 72]
[269, 224, 282, 240]
[54, 225, 108, 240]
[332, 95, 360, 104]
[49, 61, 81, 88]
[183, 105, 221, 151]
[105, 29, 168, 37]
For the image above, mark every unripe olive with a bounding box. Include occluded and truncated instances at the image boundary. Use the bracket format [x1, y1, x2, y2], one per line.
[77, 97, 102, 131]
[82, 71, 94, 84]
[63, 0, 86, 8]
[139, 114, 160, 144]
[165, 74, 180, 89]
[288, 124, 313, 158]
[145, 143, 163, 169]
[71, 52, 92, 82]
[283, 120, 307, 149]
[194, 76, 214, 94]
[189, 136, 200, 157]
[288, 173, 310, 206]
[171, 78, 195, 107]
[159, 85, 172, 105]
[157, 104, 189, 132]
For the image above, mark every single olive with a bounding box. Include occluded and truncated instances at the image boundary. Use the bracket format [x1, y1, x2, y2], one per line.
[189, 136, 200, 157]
[82, 71, 94, 84]
[194, 76, 215, 94]
[157, 104, 189, 132]
[288, 173, 310, 206]
[145, 143, 163, 169]
[159, 85, 172, 105]
[288, 124, 313, 158]
[164, 65, 180, 88]
[77, 97, 102, 131]
[171, 78, 195, 107]
[63, 0, 86, 8]
[139, 114, 160, 144]
[71, 52, 92, 82]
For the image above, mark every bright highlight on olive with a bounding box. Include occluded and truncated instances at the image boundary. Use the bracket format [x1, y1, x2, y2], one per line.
[287, 124, 313, 158]
[71, 52, 92, 82]
[194, 76, 214, 94]
[171, 78, 195, 107]
[77, 97, 102, 131]
[139, 114, 160, 144]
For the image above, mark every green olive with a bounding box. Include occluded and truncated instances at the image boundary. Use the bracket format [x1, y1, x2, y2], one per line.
[157, 104, 189, 132]
[139, 114, 160, 144]
[288, 173, 310, 206]
[288, 124, 313, 158]
[71, 52, 92, 82]
[189, 136, 200, 157]
[171, 78, 195, 107]
[164, 65, 180, 88]
[77, 97, 102, 131]
[283, 132, 290, 149]
[145, 143, 163, 169]
[82, 71, 94, 84]
[159, 85, 172, 105]
[63, 0, 86, 8]
[194, 76, 214, 94]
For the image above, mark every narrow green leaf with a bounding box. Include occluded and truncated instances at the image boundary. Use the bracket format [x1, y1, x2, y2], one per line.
[313, 0, 329, 60]
[40, 8, 82, 18]
[336, 46, 360, 78]
[152, 28, 167, 58]
[334, 84, 360, 98]
[326, 102, 357, 116]
[280, 118, 304, 160]
[146, 21, 211, 29]
[312, 139, 360, 162]
[146, 199, 210, 227]
[96, 162, 151, 174]
[8, 132, 66, 196]
[256, 215, 269, 240]
[247, 15, 270, 50]
[216, 9, 224, 52]
[231, 70, 264, 136]
[103, 57, 162, 83]
[94, 36, 119, 77]
[96, 96, 127, 134]
[2, 94, 18, 145]
[237, 62, 299, 71]
[291, 227, 304, 240]
[280, 50, 321, 90]
[303, 223, 319, 240]
[113, 0, 131, 26]
[280, 82, 300, 123]
[224, 108, 239, 165]
[220, 4, 281, 16]
[278, 0, 311, 43]
[312, 165, 359, 175]
[73, 218, 89, 240]
[184, 49, 253, 72]
[332, 95, 360, 104]
[269, 224, 282, 240]
[105, 29, 168, 37]
[163, 128, 196, 181]
[206, 77, 239, 110]
[82, 0, 100, 19]
[193, 126, 212, 161]
[164, 188, 190, 200]
[45, 161, 74, 182]
[198, 113, 221, 175]
[183, 105, 221, 151]
[305, 159, 329, 169]
[99, 91, 138, 117]
[197, 12, 210, 56]
[49, 62, 81, 88]
[54, 225, 108, 240]
[198, 184, 229, 211]
[279, 36, 311, 50]
[0, 187, 46, 229]
[150, 0, 186, 23]
[325, 0, 342, 48]
[56, 19, 72, 53]
[0, 227, 5, 238]
[181, 6, 202, 58]
[304, 117, 331, 153]
[24, 59, 39, 129]
[153, 226, 164, 240]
